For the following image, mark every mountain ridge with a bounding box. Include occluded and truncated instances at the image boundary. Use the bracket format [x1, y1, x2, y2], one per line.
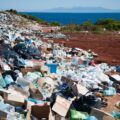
[43, 6, 120, 13]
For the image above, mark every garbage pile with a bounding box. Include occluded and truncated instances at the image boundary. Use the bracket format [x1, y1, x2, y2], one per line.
[0, 12, 120, 120]
[41, 32, 66, 39]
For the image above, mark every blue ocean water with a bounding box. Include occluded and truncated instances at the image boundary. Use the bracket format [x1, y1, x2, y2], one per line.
[22, 12, 120, 25]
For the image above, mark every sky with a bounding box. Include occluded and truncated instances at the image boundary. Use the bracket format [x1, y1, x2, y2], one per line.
[0, 0, 120, 12]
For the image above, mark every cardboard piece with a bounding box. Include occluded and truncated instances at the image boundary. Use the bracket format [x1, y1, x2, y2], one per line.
[4, 93, 25, 107]
[61, 76, 88, 96]
[37, 77, 46, 88]
[20, 67, 40, 75]
[25, 100, 35, 111]
[29, 82, 37, 93]
[30, 89, 43, 100]
[47, 74, 57, 80]
[25, 100, 35, 120]
[0, 62, 11, 71]
[72, 83, 89, 96]
[30, 60, 45, 67]
[0, 110, 7, 120]
[26, 109, 31, 120]
[61, 76, 78, 87]
[52, 96, 72, 117]
[8, 86, 29, 98]
[1, 87, 28, 107]
[61, 76, 73, 83]
[40, 65, 49, 74]
[29, 83, 43, 100]
[110, 74, 120, 82]
[90, 108, 114, 120]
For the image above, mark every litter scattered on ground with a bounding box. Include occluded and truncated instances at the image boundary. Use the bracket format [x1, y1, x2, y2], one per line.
[0, 11, 120, 120]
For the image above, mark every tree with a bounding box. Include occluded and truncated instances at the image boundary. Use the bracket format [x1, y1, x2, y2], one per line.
[18, 13, 45, 23]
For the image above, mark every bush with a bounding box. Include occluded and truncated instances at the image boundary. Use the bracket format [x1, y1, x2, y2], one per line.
[60, 24, 82, 33]
[50, 22, 60, 26]
[6, 9, 17, 14]
[18, 13, 45, 23]
[6, 9, 45, 23]
[61, 19, 120, 33]
[96, 19, 120, 31]
[81, 20, 93, 31]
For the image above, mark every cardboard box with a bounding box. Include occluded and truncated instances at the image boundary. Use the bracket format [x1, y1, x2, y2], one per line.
[61, 76, 78, 87]
[71, 83, 89, 96]
[1, 87, 28, 107]
[8, 86, 29, 98]
[5, 93, 25, 107]
[52, 96, 72, 117]
[61, 77, 88, 96]
[31, 104, 55, 120]
[30, 89, 43, 100]
[29, 83, 44, 100]
[29, 82, 37, 93]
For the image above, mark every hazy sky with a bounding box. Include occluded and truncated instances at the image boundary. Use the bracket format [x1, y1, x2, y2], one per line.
[0, 0, 120, 12]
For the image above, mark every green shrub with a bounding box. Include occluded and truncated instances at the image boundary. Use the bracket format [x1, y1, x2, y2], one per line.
[6, 9, 17, 14]
[81, 20, 93, 31]
[96, 19, 120, 31]
[18, 13, 45, 23]
[50, 22, 60, 26]
[60, 24, 82, 33]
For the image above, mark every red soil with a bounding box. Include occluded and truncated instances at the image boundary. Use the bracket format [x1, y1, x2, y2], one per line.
[53, 32, 120, 66]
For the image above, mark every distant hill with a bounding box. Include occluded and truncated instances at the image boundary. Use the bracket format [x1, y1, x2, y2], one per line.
[44, 7, 120, 13]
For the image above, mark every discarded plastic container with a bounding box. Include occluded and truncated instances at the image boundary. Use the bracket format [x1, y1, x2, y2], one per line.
[0, 62, 11, 71]
[104, 87, 116, 96]
[70, 109, 89, 120]
[25, 98, 45, 104]
[85, 116, 98, 120]
[4, 75, 14, 85]
[45, 63, 58, 73]
[0, 73, 6, 88]
[116, 66, 120, 72]
[83, 60, 91, 66]
[111, 111, 120, 119]
[71, 57, 78, 65]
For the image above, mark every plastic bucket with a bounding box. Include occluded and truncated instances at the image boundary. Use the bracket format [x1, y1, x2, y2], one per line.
[45, 63, 58, 73]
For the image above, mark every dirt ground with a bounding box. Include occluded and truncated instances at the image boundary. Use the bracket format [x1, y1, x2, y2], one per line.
[52, 32, 120, 66]
[101, 94, 120, 113]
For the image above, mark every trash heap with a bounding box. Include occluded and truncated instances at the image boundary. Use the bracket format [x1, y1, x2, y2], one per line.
[41, 33, 66, 39]
[0, 12, 120, 120]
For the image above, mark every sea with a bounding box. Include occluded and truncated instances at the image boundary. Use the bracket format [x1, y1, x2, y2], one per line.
[22, 12, 120, 25]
